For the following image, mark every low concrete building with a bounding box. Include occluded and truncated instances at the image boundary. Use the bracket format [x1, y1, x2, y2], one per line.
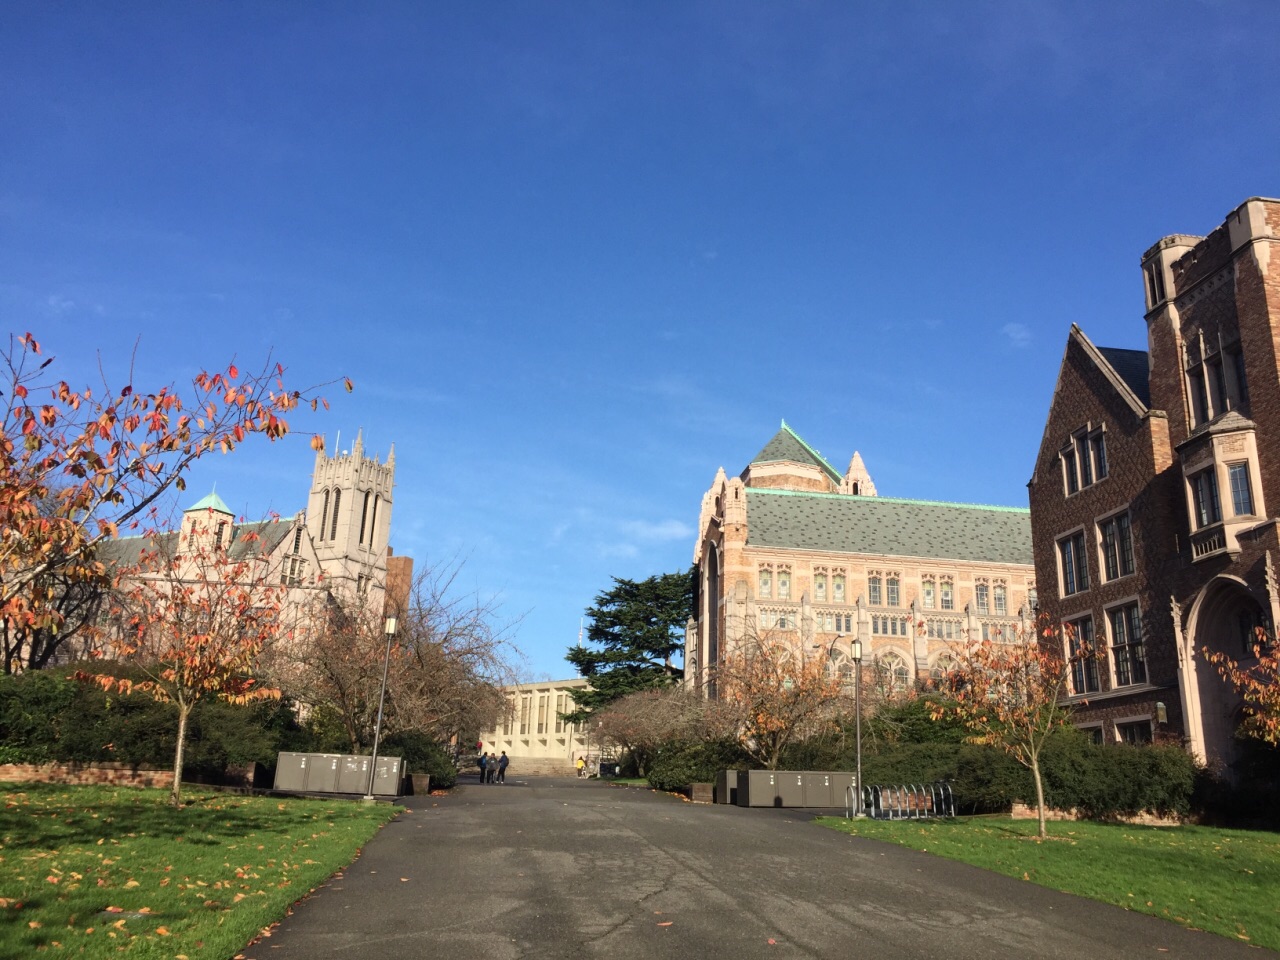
[475, 678, 596, 776]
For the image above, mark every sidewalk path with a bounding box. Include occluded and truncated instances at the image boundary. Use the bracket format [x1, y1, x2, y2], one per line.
[248, 776, 1272, 960]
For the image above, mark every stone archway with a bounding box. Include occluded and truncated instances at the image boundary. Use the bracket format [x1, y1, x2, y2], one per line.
[1184, 577, 1266, 774]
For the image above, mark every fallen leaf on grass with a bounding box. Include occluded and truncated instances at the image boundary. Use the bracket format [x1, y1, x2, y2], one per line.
[400, 878, 410, 882]
[767, 938, 776, 945]
[657, 922, 672, 927]
[155, 926, 170, 936]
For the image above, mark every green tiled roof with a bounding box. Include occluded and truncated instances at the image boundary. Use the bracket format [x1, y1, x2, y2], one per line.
[189, 491, 233, 515]
[749, 421, 842, 483]
[745, 488, 1033, 565]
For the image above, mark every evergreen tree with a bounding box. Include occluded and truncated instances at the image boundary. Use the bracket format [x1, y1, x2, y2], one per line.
[564, 568, 693, 724]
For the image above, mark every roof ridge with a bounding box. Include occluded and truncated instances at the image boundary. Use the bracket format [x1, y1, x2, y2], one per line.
[747, 487, 1029, 513]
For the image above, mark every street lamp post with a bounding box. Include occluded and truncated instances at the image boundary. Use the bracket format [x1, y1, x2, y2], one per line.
[851, 638, 864, 817]
[363, 616, 398, 801]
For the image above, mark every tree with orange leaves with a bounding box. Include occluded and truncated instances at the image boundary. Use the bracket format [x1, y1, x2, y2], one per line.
[929, 618, 1096, 839]
[1205, 628, 1280, 746]
[0, 332, 348, 673]
[83, 519, 287, 805]
[714, 629, 851, 770]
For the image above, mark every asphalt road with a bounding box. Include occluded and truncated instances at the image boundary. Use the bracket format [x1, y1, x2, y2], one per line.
[248, 775, 1272, 960]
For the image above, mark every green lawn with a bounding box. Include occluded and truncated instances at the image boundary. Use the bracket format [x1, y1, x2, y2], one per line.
[818, 814, 1280, 949]
[1, 783, 398, 959]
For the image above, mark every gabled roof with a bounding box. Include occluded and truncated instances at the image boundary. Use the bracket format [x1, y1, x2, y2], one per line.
[749, 421, 842, 483]
[745, 488, 1032, 565]
[1031, 326, 1153, 487]
[1097, 346, 1151, 407]
[1067, 325, 1150, 418]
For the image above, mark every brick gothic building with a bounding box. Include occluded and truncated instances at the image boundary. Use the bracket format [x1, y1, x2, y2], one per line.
[1029, 197, 1280, 770]
[686, 423, 1036, 696]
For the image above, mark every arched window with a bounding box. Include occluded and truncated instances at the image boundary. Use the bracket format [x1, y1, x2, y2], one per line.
[359, 491, 371, 545]
[876, 653, 911, 696]
[292, 525, 303, 554]
[370, 495, 380, 547]
[922, 579, 936, 609]
[320, 490, 331, 541]
[868, 575, 882, 606]
[330, 488, 342, 540]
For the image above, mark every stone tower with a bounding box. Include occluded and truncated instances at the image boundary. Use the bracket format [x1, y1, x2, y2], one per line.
[305, 430, 395, 599]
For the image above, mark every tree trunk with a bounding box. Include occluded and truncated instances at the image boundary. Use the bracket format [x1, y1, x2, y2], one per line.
[172, 700, 191, 807]
[1031, 755, 1047, 840]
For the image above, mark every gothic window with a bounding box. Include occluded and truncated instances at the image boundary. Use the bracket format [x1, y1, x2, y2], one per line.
[1109, 603, 1147, 687]
[292, 526, 304, 554]
[876, 653, 911, 696]
[1190, 468, 1222, 528]
[1058, 532, 1089, 596]
[1066, 616, 1098, 695]
[214, 521, 227, 547]
[330, 489, 342, 540]
[758, 567, 772, 599]
[359, 491, 371, 545]
[832, 572, 846, 603]
[922, 579, 936, 610]
[886, 575, 900, 607]
[319, 490, 331, 541]
[1063, 426, 1107, 495]
[814, 570, 828, 602]
[777, 567, 791, 600]
[868, 575, 882, 606]
[993, 583, 1007, 615]
[1100, 511, 1135, 581]
[370, 495, 380, 546]
[940, 579, 954, 611]
[1228, 462, 1254, 517]
[975, 581, 990, 614]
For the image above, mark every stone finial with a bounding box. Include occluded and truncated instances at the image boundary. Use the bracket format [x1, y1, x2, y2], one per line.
[842, 452, 878, 497]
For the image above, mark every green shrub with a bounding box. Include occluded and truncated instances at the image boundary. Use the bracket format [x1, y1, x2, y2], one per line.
[646, 739, 750, 793]
[1039, 729, 1197, 819]
[382, 731, 458, 789]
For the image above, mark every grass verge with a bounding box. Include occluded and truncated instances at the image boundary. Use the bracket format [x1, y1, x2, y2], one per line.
[817, 814, 1280, 949]
[1, 783, 398, 959]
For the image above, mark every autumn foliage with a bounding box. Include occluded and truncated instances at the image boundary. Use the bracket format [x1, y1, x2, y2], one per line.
[0, 332, 348, 674]
[930, 618, 1096, 838]
[82, 521, 286, 804]
[714, 632, 851, 770]
[1205, 627, 1280, 746]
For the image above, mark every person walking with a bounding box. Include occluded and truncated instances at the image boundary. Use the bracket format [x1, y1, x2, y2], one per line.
[477, 752, 488, 783]
[487, 752, 499, 783]
[575, 755, 586, 778]
[496, 751, 509, 784]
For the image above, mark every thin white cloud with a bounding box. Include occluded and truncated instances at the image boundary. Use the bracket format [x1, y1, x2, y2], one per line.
[1002, 322, 1032, 349]
[47, 294, 75, 314]
[619, 518, 694, 542]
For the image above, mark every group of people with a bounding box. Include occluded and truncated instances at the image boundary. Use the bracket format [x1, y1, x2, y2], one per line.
[477, 750, 509, 784]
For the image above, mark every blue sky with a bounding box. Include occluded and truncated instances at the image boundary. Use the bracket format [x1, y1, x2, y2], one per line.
[4, 2, 1278, 680]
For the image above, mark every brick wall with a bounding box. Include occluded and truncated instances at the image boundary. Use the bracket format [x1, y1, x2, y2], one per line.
[0, 762, 175, 789]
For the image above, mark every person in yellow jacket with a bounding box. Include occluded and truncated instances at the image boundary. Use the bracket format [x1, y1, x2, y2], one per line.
[575, 756, 586, 778]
